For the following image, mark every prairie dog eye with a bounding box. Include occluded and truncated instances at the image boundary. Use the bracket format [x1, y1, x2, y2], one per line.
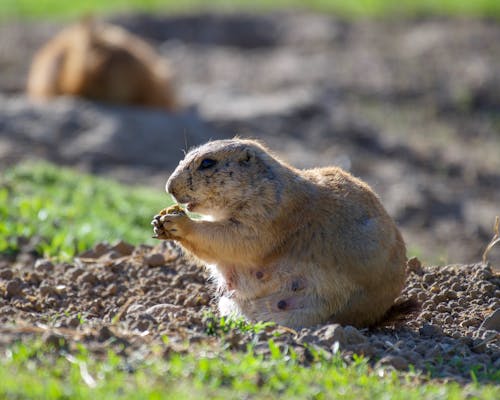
[198, 158, 217, 170]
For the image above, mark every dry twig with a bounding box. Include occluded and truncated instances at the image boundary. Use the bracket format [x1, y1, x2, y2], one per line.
[482, 216, 500, 264]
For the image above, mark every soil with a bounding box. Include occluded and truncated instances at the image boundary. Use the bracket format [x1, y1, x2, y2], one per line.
[0, 12, 499, 383]
[0, 241, 498, 383]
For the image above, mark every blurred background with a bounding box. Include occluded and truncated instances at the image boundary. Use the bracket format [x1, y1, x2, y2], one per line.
[1, 0, 499, 265]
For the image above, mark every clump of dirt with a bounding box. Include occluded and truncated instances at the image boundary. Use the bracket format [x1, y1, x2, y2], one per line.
[0, 241, 498, 382]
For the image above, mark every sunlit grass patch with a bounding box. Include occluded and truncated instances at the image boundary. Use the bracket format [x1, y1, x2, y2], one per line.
[0, 162, 170, 259]
[2, 339, 498, 399]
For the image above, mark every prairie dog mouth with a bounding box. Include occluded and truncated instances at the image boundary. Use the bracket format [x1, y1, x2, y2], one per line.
[186, 202, 197, 212]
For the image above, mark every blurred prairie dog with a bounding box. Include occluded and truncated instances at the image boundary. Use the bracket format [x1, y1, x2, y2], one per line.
[152, 139, 407, 328]
[27, 18, 177, 110]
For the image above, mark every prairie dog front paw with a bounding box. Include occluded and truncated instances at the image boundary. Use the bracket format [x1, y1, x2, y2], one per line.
[152, 205, 189, 240]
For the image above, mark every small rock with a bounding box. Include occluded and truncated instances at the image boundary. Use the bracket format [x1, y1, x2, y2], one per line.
[474, 269, 492, 280]
[442, 290, 457, 300]
[317, 324, 346, 347]
[26, 272, 42, 284]
[480, 309, 500, 331]
[399, 350, 422, 365]
[39, 283, 55, 296]
[145, 253, 165, 267]
[423, 273, 436, 284]
[481, 283, 496, 295]
[348, 343, 376, 357]
[417, 292, 428, 302]
[418, 311, 432, 321]
[297, 334, 318, 345]
[174, 293, 186, 305]
[436, 304, 449, 313]
[481, 329, 499, 340]
[77, 272, 97, 285]
[97, 326, 114, 342]
[68, 317, 81, 328]
[5, 279, 22, 297]
[145, 303, 181, 318]
[103, 251, 122, 260]
[425, 346, 441, 358]
[68, 268, 85, 281]
[54, 285, 67, 295]
[133, 318, 152, 332]
[430, 285, 440, 294]
[34, 259, 54, 274]
[127, 303, 146, 315]
[93, 243, 111, 257]
[79, 243, 111, 259]
[376, 355, 409, 371]
[419, 323, 442, 337]
[103, 283, 118, 296]
[0, 269, 13, 280]
[343, 326, 367, 345]
[460, 318, 481, 328]
[111, 240, 135, 256]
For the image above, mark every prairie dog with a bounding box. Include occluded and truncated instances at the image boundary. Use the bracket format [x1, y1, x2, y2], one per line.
[27, 19, 177, 110]
[152, 139, 407, 328]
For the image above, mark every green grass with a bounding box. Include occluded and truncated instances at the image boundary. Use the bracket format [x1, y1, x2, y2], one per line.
[1, 0, 500, 20]
[1, 339, 498, 399]
[0, 162, 171, 259]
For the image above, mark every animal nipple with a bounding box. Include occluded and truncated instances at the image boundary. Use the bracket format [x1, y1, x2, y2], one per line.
[277, 300, 287, 310]
[255, 271, 264, 280]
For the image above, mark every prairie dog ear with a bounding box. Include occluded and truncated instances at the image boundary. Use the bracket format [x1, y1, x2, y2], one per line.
[238, 147, 255, 166]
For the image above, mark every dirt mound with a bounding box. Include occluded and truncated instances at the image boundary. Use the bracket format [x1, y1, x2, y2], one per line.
[0, 242, 498, 382]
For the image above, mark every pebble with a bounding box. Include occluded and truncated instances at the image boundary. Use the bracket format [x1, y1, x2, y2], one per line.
[97, 326, 114, 342]
[376, 355, 409, 371]
[68, 317, 81, 328]
[68, 267, 85, 281]
[110, 241, 135, 256]
[5, 279, 22, 297]
[145, 303, 182, 318]
[317, 324, 346, 347]
[460, 318, 481, 328]
[343, 326, 367, 345]
[298, 333, 319, 345]
[423, 273, 436, 284]
[104, 283, 118, 296]
[419, 324, 443, 337]
[145, 253, 165, 267]
[0, 269, 13, 280]
[77, 272, 97, 285]
[127, 303, 146, 315]
[34, 259, 54, 274]
[480, 309, 500, 331]
[39, 283, 55, 296]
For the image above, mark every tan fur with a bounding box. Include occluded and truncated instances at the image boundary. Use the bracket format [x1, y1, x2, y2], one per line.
[27, 19, 177, 110]
[152, 139, 407, 328]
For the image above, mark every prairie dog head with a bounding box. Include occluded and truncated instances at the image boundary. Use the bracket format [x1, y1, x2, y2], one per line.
[166, 139, 284, 220]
